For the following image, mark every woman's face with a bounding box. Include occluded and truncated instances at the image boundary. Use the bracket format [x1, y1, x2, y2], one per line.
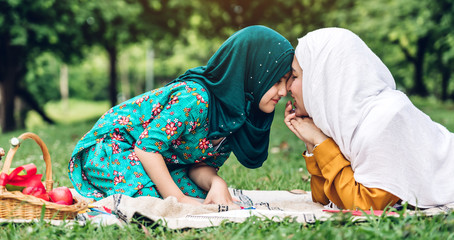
[259, 72, 291, 113]
[287, 56, 308, 117]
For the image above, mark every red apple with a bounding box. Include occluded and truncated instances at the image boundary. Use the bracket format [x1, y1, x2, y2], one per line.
[36, 193, 50, 201]
[48, 187, 74, 205]
[23, 186, 46, 196]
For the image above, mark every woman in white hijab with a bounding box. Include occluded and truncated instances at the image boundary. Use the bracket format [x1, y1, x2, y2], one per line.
[285, 27, 454, 210]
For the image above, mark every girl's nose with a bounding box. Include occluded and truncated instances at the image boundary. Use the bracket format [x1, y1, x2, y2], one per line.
[278, 82, 287, 96]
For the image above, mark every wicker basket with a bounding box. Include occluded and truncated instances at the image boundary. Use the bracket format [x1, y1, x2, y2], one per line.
[0, 132, 87, 220]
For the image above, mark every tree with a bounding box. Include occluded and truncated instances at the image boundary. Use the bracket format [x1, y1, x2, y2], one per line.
[194, 0, 344, 44]
[0, 0, 85, 132]
[79, 0, 191, 107]
[427, 0, 454, 100]
[335, 0, 454, 98]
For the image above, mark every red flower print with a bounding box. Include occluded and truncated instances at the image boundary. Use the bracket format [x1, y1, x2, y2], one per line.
[114, 175, 125, 186]
[142, 119, 150, 129]
[171, 139, 182, 146]
[135, 183, 144, 190]
[152, 103, 162, 116]
[111, 142, 120, 154]
[162, 122, 178, 138]
[128, 152, 139, 161]
[134, 97, 145, 106]
[169, 95, 179, 105]
[198, 138, 210, 153]
[176, 120, 183, 127]
[118, 116, 130, 125]
[112, 132, 124, 141]
[139, 130, 149, 140]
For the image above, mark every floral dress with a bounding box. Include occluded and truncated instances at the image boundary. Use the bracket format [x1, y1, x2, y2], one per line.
[68, 81, 231, 200]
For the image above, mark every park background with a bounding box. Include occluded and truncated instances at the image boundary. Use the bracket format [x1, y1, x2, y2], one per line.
[1, 0, 454, 239]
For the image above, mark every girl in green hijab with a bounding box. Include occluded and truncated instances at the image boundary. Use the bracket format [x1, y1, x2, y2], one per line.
[69, 25, 294, 206]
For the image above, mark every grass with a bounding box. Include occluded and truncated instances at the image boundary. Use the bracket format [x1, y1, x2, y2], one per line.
[1, 97, 454, 239]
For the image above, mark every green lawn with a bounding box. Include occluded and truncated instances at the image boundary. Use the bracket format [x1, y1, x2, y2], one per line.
[1, 97, 454, 239]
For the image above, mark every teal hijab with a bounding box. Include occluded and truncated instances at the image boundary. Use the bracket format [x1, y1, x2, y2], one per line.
[170, 25, 294, 168]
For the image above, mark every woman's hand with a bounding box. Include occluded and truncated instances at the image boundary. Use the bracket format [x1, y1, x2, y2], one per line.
[284, 101, 328, 152]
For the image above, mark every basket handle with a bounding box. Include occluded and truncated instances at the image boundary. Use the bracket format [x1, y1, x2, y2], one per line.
[0, 132, 53, 193]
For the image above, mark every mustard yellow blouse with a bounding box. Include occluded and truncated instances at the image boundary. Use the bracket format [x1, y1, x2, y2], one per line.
[303, 138, 400, 210]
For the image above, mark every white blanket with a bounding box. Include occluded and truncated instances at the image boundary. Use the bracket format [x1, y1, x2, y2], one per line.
[75, 188, 331, 229]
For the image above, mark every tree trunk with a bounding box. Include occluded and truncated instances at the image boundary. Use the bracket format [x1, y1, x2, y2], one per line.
[0, 43, 24, 132]
[441, 66, 451, 101]
[107, 45, 118, 107]
[145, 48, 155, 91]
[60, 64, 69, 109]
[16, 87, 55, 124]
[0, 72, 17, 132]
[410, 37, 429, 96]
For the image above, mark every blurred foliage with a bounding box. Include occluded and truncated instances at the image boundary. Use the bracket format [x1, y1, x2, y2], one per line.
[329, 0, 454, 97]
[1, 0, 454, 132]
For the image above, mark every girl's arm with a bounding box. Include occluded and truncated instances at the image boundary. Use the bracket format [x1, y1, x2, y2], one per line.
[188, 163, 236, 206]
[134, 146, 201, 205]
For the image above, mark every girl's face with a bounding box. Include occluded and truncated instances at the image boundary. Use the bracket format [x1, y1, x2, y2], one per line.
[259, 72, 291, 113]
[287, 56, 308, 117]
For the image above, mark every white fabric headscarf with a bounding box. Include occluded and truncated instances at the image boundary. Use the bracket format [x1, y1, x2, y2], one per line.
[295, 27, 454, 208]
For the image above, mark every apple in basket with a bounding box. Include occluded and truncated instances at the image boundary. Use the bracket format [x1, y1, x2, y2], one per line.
[48, 187, 74, 205]
[22, 186, 50, 201]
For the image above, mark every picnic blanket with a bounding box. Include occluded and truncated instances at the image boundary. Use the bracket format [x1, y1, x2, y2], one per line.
[1, 188, 453, 228]
[71, 188, 454, 229]
[74, 188, 332, 228]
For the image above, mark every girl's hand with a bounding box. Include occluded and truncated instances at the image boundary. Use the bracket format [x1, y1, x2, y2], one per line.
[203, 177, 240, 209]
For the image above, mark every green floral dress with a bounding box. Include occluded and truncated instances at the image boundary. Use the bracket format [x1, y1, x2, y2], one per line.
[68, 81, 231, 200]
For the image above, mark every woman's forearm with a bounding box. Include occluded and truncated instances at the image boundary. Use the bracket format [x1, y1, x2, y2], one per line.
[314, 139, 400, 210]
[134, 147, 185, 200]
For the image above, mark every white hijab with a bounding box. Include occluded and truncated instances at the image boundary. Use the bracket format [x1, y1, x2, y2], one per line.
[295, 27, 454, 208]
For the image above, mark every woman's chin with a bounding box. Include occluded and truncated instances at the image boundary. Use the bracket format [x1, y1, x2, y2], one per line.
[294, 110, 309, 118]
